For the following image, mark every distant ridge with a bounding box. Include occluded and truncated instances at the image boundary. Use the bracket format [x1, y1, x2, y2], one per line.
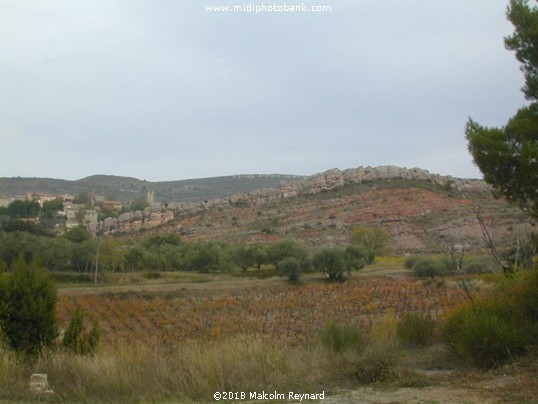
[0, 173, 306, 203]
[0, 166, 485, 205]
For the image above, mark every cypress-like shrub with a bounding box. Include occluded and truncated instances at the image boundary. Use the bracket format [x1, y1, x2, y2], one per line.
[0, 256, 58, 354]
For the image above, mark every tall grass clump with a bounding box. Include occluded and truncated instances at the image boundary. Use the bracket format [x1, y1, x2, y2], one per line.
[397, 313, 436, 347]
[0, 345, 30, 400]
[12, 336, 329, 403]
[355, 313, 399, 383]
[62, 307, 100, 355]
[320, 321, 364, 353]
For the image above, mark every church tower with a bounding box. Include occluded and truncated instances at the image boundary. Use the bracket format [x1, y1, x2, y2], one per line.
[146, 189, 155, 206]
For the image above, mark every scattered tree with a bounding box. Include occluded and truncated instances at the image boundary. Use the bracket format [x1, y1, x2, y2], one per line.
[71, 239, 98, 273]
[98, 237, 125, 273]
[2, 219, 53, 237]
[349, 226, 389, 260]
[73, 192, 90, 205]
[64, 225, 92, 244]
[6, 200, 40, 219]
[234, 245, 256, 271]
[266, 239, 309, 272]
[313, 248, 347, 281]
[313, 246, 369, 281]
[0, 256, 58, 354]
[278, 257, 302, 283]
[41, 198, 64, 219]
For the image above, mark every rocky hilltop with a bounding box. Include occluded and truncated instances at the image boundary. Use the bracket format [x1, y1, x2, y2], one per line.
[167, 165, 488, 212]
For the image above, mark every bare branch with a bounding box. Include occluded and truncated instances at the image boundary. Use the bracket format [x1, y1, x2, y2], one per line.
[474, 207, 512, 273]
[448, 244, 474, 304]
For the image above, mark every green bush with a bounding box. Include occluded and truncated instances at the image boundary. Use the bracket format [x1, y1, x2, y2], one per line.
[442, 298, 528, 368]
[320, 321, 364, 353]
[442, 269, 538, 368]
[405, 255, 452, 274]
[278, 257, 302, 284]
[411, 257, 448, 278]
[404, 255, 420, 269]
[519, 269, 538, 322]
[0, 256, 58, 355]
[464, 256, 500, 275]
[397, 313, 436, 347]
[439, 255, 455, 273]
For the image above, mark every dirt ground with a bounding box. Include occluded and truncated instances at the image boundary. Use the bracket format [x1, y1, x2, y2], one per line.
[320, 355, 538, 404]
[323, 375, 537, 403]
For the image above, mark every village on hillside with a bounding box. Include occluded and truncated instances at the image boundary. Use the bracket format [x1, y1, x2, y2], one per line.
[0, 189, 156, 231]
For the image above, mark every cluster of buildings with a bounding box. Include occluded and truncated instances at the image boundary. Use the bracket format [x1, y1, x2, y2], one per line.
[0, 190, 156, 230]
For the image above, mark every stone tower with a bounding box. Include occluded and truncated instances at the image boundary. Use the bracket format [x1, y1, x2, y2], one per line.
[146, 189, 155, 206]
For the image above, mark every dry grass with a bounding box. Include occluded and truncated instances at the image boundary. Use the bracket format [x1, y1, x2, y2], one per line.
[0, 336, 335, 403]
[2, 310, 536, 403]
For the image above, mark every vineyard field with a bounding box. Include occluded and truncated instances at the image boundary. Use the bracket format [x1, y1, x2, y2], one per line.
[57, 275, 471, 348]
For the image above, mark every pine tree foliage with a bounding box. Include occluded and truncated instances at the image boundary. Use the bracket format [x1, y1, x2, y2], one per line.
[0, 256, 58, 354]
[466, 0, 538, 218]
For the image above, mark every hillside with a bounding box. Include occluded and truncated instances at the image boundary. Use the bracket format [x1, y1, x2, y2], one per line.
[162, 179, 524, 254]
[109, 166, 533, 254]
[0, 174, 305, 202]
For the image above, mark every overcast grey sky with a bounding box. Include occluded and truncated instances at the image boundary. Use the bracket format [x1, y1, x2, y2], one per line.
[0, 0, 527, 181]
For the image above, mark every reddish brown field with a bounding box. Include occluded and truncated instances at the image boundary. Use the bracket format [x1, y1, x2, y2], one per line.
[57, 274, 470, 348]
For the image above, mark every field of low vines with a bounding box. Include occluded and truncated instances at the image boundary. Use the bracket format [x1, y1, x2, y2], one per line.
[57, 276, 470, 348]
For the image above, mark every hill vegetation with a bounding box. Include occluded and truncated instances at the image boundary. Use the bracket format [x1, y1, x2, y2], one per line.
[146, 176, 531, 255]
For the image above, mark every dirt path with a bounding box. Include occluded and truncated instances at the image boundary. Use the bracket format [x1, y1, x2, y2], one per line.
[57, 261, 410, 297]
[323, 387, 493, 403]
[321, 366, 538, 404]
[57, 276, 291, 297]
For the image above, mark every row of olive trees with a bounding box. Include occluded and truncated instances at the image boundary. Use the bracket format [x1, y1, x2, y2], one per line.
[126, 237, 378, 282]
[0, 227, 99, 272]
[0, 225, 389, 281]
